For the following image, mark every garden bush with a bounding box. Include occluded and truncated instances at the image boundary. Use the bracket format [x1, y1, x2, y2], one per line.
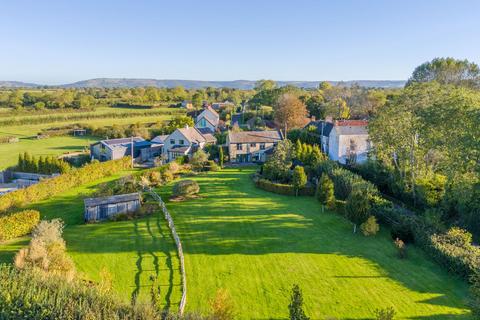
[0, 209, 40, 241]
[360, 216, 380, 236]
[0, 157, 131, 214]
[172, 180, 200, 198]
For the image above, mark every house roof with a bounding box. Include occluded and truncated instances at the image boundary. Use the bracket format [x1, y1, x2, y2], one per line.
[151, 134, 169, 144]
[231, 113, 242, 125]
[84, 192, 140, 207]
[196, 127, 214, 135]
[197, 107, 219, 126]
[305, 121, 334, 137]
[177, 127, 207, 144]
[202, 133, 217, 144]
[102, 137, 144, 146]
[228, 130, 283, 144]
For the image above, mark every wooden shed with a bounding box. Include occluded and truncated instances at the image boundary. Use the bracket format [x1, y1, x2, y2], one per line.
[84, 193, 141, 222]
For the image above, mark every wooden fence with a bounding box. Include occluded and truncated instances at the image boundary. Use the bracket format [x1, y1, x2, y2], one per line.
[146, 188, 187, 315]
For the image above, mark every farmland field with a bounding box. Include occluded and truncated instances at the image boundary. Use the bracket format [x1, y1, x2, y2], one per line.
[0, 106, 184, 169]
[156, 167, 472, 319]
[0, 172, 183, 311]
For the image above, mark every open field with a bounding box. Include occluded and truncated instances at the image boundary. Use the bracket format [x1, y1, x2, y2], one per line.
[157, 167, 472, 319]
[0, 172, 182, 310]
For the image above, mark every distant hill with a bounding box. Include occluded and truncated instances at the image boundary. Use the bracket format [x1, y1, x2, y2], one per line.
[0, 81, 41, 88]
[0, 78, 406, 89]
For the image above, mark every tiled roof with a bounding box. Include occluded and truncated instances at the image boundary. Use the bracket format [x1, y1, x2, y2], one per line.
[335, 125, 368, 135]
[228, 130, 283, 144]
[102, 137, 144, 146]
[177, 127, 207, 144]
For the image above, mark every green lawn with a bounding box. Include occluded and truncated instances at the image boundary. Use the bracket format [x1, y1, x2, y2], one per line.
[157, 167, 472, 319]
[0, 172, 182, 311]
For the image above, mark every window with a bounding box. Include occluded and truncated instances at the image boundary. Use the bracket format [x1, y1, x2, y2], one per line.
[250, 143, 256, 148]
[236, 143, 243, 150]
[170, 139, 175, 144]
[179, 139, 184, 145]
[260, 143, 266, 150]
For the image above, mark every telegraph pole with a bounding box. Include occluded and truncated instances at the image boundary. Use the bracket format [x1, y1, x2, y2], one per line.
[131, 136, 134, 168]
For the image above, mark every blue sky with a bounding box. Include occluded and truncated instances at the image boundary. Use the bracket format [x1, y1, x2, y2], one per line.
[1, 0, 479, 84]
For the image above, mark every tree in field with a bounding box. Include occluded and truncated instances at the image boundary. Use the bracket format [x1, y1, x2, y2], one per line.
[345, 188, 370, 233]
[263, 140, 294, 183]
[292, 166, 307, 196]
[316, 174, 335, 209]
[288, 284, 309, 320]
[407, 57, 480, 88]
[274, 93, 308, 134]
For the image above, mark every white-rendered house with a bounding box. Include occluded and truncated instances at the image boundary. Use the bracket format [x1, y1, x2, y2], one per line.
[195, 107, 219, 132]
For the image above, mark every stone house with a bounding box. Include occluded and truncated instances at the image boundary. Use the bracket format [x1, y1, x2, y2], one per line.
[226, 130, 283, 163]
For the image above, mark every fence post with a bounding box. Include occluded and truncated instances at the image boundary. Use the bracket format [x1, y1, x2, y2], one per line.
[146, 187, 187, 315]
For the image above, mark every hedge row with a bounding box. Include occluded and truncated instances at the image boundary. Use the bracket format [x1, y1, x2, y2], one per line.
[0, 210, 40, 241]
[370, 194, 480, 280]
[0, 158, 131, 214]
[255, 178, 315, 196]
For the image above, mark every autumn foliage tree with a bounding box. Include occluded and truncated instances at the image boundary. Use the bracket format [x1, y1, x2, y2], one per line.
[274, 94, 308, 135]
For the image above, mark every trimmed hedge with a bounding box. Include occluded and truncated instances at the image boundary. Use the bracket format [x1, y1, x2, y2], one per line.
[0, 158, 131, 214]
[255, 178, 315, 196]
[0, 210, 40, 241]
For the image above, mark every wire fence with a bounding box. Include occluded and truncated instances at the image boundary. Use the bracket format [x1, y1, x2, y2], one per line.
[146, 188, 187, 315]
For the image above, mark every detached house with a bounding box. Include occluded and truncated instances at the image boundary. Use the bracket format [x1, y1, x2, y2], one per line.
[158, 126, 216, 162]
[195, 106, 219, 133]
[226, 130, 283, 163]
[306, 119, 371, 165]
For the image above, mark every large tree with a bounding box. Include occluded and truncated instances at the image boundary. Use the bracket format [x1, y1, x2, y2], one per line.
[274, 93, 308, 134]
[407, 57, 480, 88]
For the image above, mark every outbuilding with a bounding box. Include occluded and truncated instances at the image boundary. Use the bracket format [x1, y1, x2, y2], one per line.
[83, 192, 141, 222]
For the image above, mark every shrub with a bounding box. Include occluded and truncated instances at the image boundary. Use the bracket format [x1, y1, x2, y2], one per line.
[292, 166, 307, 196]
[0, 157, 131, 213]
[345, 188, 370, 233]
[415, 174, 447, 208]
[210, 289, 235, 320]
[191, 150, 209, 171]
[15, 219, 76, 280]
[316, 174, 335, 209]
[172, 180, 200, 198]
[204, 160, 219, 172]
[360, 216, 380, 236]
[430, 228, 480, 279]
[0, 210, 40, 241]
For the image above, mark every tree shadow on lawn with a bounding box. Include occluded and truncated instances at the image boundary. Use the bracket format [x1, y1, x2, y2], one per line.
[24, 169, 471, 315]
[156, 170, 471, 313]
